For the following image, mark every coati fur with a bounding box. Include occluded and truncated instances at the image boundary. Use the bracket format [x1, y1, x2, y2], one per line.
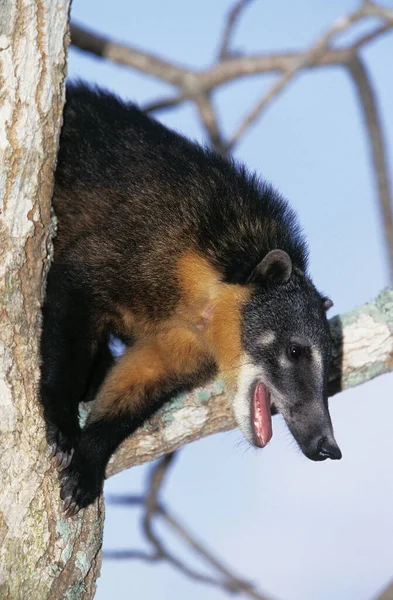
[40, 83, 341, 517]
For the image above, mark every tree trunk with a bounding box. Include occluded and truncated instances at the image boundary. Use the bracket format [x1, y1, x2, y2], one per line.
[0, 2, 102, 598]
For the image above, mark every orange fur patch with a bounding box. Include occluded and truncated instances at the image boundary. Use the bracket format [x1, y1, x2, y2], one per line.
[91, 250, 252, 418]
[90, 325, 210, 418]
[206, 285, 251, 389]
[175, 251, 221, 328]
[175, 250, 251, 388]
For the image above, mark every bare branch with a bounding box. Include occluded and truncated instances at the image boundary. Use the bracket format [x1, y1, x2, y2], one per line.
[144, 452, 175, 529]
[352, 22, 392, 50]
[141, 454, 216, 585]
[103, 549, 159, 561]
[194, 93, 227, 153]
[218, 0, 254, 61]
[138, 455, 236, 589]
[70, 20, 393, 98]
[106, 458, 273, 599]
[362, 1, 393, 21]
[160, 505, 264, 598]
[70, 23, 196, 89]
[347, 56, 393, 284]
[72, 7, 393, 189]
[130, 48, 374, 116]
[226, 2, 388, 150]
[376, 579, 393, 600]
[144, 95, 186, 113]
[143, 46, 356, 116]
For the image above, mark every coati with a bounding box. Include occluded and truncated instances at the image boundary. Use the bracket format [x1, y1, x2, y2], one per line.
[40, 83, 341, 518]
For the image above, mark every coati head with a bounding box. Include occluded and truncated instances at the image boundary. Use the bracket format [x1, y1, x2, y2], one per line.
[233, 249, 341, 462]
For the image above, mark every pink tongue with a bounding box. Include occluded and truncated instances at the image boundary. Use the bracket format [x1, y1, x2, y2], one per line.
[252, 383, 272, 448]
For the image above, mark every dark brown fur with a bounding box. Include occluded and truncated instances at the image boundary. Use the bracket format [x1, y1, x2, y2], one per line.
[40, 84, 339, 517]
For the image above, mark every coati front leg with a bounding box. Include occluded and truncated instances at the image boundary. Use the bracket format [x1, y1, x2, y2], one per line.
[60, 328, 215, 517]
[40, 265, 100, 470]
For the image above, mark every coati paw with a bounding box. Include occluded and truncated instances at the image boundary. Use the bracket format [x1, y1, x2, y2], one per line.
[46, 422, 79, 471]
[59, 454, 103, 518]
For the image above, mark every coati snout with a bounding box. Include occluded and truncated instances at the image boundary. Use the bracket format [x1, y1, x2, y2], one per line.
[233, 249, 342, 462]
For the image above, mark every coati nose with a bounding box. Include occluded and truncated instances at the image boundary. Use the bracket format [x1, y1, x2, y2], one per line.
[314, 436, 342, 461]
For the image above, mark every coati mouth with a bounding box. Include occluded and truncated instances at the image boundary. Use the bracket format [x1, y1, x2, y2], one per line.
[252, 382, 272, 448]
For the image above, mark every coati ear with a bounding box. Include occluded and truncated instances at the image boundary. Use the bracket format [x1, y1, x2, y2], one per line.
[322, 297, 333, 311]
[249, 249, 292, 284]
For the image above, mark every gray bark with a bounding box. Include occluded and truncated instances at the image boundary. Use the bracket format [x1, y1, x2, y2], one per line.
[0, 2, 102, 599]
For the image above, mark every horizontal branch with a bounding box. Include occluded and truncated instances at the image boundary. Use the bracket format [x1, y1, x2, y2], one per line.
[224, 2, 393, 150]
[70, 21, 393, 96]
[70, 23, 198, 91]
[142, 49, 360, 115]
[376, 578, 393, 600]
[70, 16, 393, 163]
[104, 288, 393, 478]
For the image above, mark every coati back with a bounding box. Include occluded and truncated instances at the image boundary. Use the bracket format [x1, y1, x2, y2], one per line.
[40, 83, 341, 517]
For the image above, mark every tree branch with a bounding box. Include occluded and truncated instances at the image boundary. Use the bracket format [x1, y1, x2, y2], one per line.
[70, 23, 195, 89]
[144, 94, 187, 114]
[376, 579, 393, 600]
[346, 56, 393, 284]
[352, 22, 392, 50]
[194, 93, 227, 153]
[362, 1, 393, 21]
[106, 456, 272, 599]
[218, 0, 254, 61]
[142, 48, 356, 115]
[70, 16, 393, 97]
[225, 1, 392, 150]
[99, 288, 393, 478]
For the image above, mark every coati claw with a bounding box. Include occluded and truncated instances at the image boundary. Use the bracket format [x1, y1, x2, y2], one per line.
[46, 423, 79, 471]
[65, 502, 80, 518]
[59, 453, 103, 517]
[62, 497, 80, 518]
[62, 495, 73, 512]
[54, 448, 74, 471]
[50, 443, 58, 456]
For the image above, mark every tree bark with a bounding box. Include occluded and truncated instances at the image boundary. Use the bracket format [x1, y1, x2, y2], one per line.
[378, 579, 393, 600]
[0, 2, 102, 599]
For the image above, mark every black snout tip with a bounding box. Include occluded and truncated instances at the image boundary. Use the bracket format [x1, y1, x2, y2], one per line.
[314, 437, 342, 461]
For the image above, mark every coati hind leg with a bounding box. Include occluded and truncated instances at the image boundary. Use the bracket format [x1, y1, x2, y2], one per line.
[60, 327, 215, 516]
[40, 264, 101, 470]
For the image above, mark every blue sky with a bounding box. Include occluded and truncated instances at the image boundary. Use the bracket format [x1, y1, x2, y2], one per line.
[67, 2, 393, 599]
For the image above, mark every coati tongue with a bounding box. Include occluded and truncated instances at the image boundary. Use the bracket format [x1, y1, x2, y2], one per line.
[252, 383, 272, 448]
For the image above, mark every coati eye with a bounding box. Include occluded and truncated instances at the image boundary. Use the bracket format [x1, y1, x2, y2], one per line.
[288, 344, 303, 360]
